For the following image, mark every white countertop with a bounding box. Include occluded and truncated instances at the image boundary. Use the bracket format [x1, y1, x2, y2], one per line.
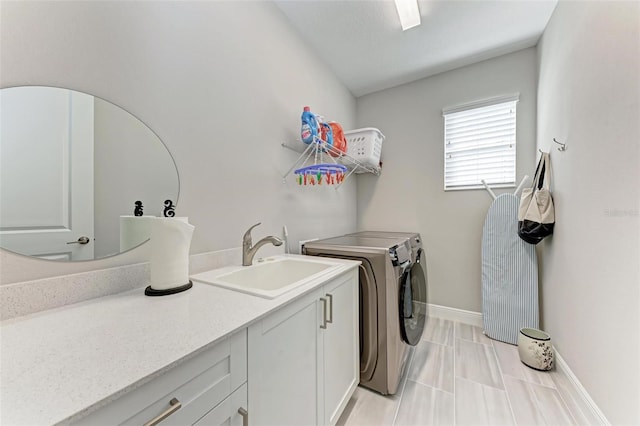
[0, 255, 359, 425]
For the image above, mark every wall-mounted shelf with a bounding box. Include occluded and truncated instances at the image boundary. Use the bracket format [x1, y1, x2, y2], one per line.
[282, 137, 380, 189]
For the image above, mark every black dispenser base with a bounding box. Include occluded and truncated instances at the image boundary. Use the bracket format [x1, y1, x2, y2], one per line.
[144, 281, 193, 296]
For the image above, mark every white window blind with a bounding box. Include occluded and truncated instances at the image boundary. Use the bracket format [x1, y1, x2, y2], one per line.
[443, 96, 518, 190]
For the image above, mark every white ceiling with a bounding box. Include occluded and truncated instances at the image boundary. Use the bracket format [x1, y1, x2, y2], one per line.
[274, 0, 558, 97]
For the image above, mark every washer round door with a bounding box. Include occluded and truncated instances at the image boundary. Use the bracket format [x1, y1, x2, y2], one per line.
[399, 249, 427, 345]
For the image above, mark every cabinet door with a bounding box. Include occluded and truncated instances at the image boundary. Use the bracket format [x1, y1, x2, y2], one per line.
[193, 384, 247, 426]
[248, 288, 323, 426]
[322, 271, 359, 426]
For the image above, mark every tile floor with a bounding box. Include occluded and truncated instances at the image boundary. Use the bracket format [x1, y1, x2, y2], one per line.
[337, 317, 601, 426]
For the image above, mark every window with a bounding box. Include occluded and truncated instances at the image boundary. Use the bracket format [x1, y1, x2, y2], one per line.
[443, 95, 518, 190]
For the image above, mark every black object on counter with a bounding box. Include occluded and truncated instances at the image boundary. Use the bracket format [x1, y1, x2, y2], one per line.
[144, 281, 193, 296]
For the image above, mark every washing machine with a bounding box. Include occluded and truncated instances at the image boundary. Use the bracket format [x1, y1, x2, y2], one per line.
[346, 231, 428, 346]
[302, 235, 419, 395]
[346, 231, 423, 264]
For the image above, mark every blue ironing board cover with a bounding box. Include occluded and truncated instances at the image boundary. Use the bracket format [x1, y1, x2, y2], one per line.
[481, 193, 539, 344]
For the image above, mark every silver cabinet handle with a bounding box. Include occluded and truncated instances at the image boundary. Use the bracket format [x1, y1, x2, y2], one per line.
[326, 293, 333, 324]
[143, 397, 181, 426]
[66, 236, 90, 245]
[238, 407, 249, 426]
[320, 297, 328, 329]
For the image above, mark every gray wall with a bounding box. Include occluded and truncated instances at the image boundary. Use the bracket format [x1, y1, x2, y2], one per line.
[0, 1, 357, 283]
[537, 2, 640, 424]
[356, 48, 538, 312]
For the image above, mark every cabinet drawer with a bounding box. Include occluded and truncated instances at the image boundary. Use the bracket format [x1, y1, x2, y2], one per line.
[76, 329, 247, 425]
[193, 384, 247, 426]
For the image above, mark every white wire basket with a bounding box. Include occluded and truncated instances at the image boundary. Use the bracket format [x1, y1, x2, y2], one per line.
[344, 128, 384, 172]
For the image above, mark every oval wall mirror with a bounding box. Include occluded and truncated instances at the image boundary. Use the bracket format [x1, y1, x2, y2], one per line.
[0, 86, 179, 261]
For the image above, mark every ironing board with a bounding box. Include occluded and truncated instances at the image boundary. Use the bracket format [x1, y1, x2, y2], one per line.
[481, 192, 539, 345]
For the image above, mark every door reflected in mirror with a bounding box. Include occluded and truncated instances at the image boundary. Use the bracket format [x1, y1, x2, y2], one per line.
[0, 86, 179, 261]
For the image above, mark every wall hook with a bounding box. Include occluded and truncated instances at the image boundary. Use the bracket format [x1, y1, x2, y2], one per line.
[553, 138, 567, 152]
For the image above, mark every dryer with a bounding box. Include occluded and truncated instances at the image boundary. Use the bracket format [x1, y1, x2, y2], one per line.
[303, 235, 413, 395]
[346, 231, 423, 264]
[346, 231, 428, 347]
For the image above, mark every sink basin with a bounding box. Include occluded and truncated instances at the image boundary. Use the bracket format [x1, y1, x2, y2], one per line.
[191, 256, 337, 299]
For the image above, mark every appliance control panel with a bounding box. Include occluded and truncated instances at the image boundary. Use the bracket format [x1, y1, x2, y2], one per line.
[389, 240, 411, 266]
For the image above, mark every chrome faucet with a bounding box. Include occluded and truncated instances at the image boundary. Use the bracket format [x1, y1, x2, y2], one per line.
[242, 223, 284, 266]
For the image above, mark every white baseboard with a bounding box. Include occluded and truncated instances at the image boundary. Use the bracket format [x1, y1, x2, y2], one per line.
[427, 303, 483, 327]
[554, 351, 610, 425]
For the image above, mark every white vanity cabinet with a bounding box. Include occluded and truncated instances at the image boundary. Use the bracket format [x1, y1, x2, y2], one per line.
[247, 269, 359, 426]
[75, 329, 247, 426]
[321, 270, 360, 425]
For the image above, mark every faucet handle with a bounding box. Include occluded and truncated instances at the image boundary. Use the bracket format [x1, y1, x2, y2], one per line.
[243, 222, 262, 242]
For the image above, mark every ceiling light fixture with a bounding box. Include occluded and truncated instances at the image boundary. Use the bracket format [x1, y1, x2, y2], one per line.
[394, 0, 421, 31]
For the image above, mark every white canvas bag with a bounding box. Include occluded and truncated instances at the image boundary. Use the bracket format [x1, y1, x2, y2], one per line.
[517, 152, 555, 244]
